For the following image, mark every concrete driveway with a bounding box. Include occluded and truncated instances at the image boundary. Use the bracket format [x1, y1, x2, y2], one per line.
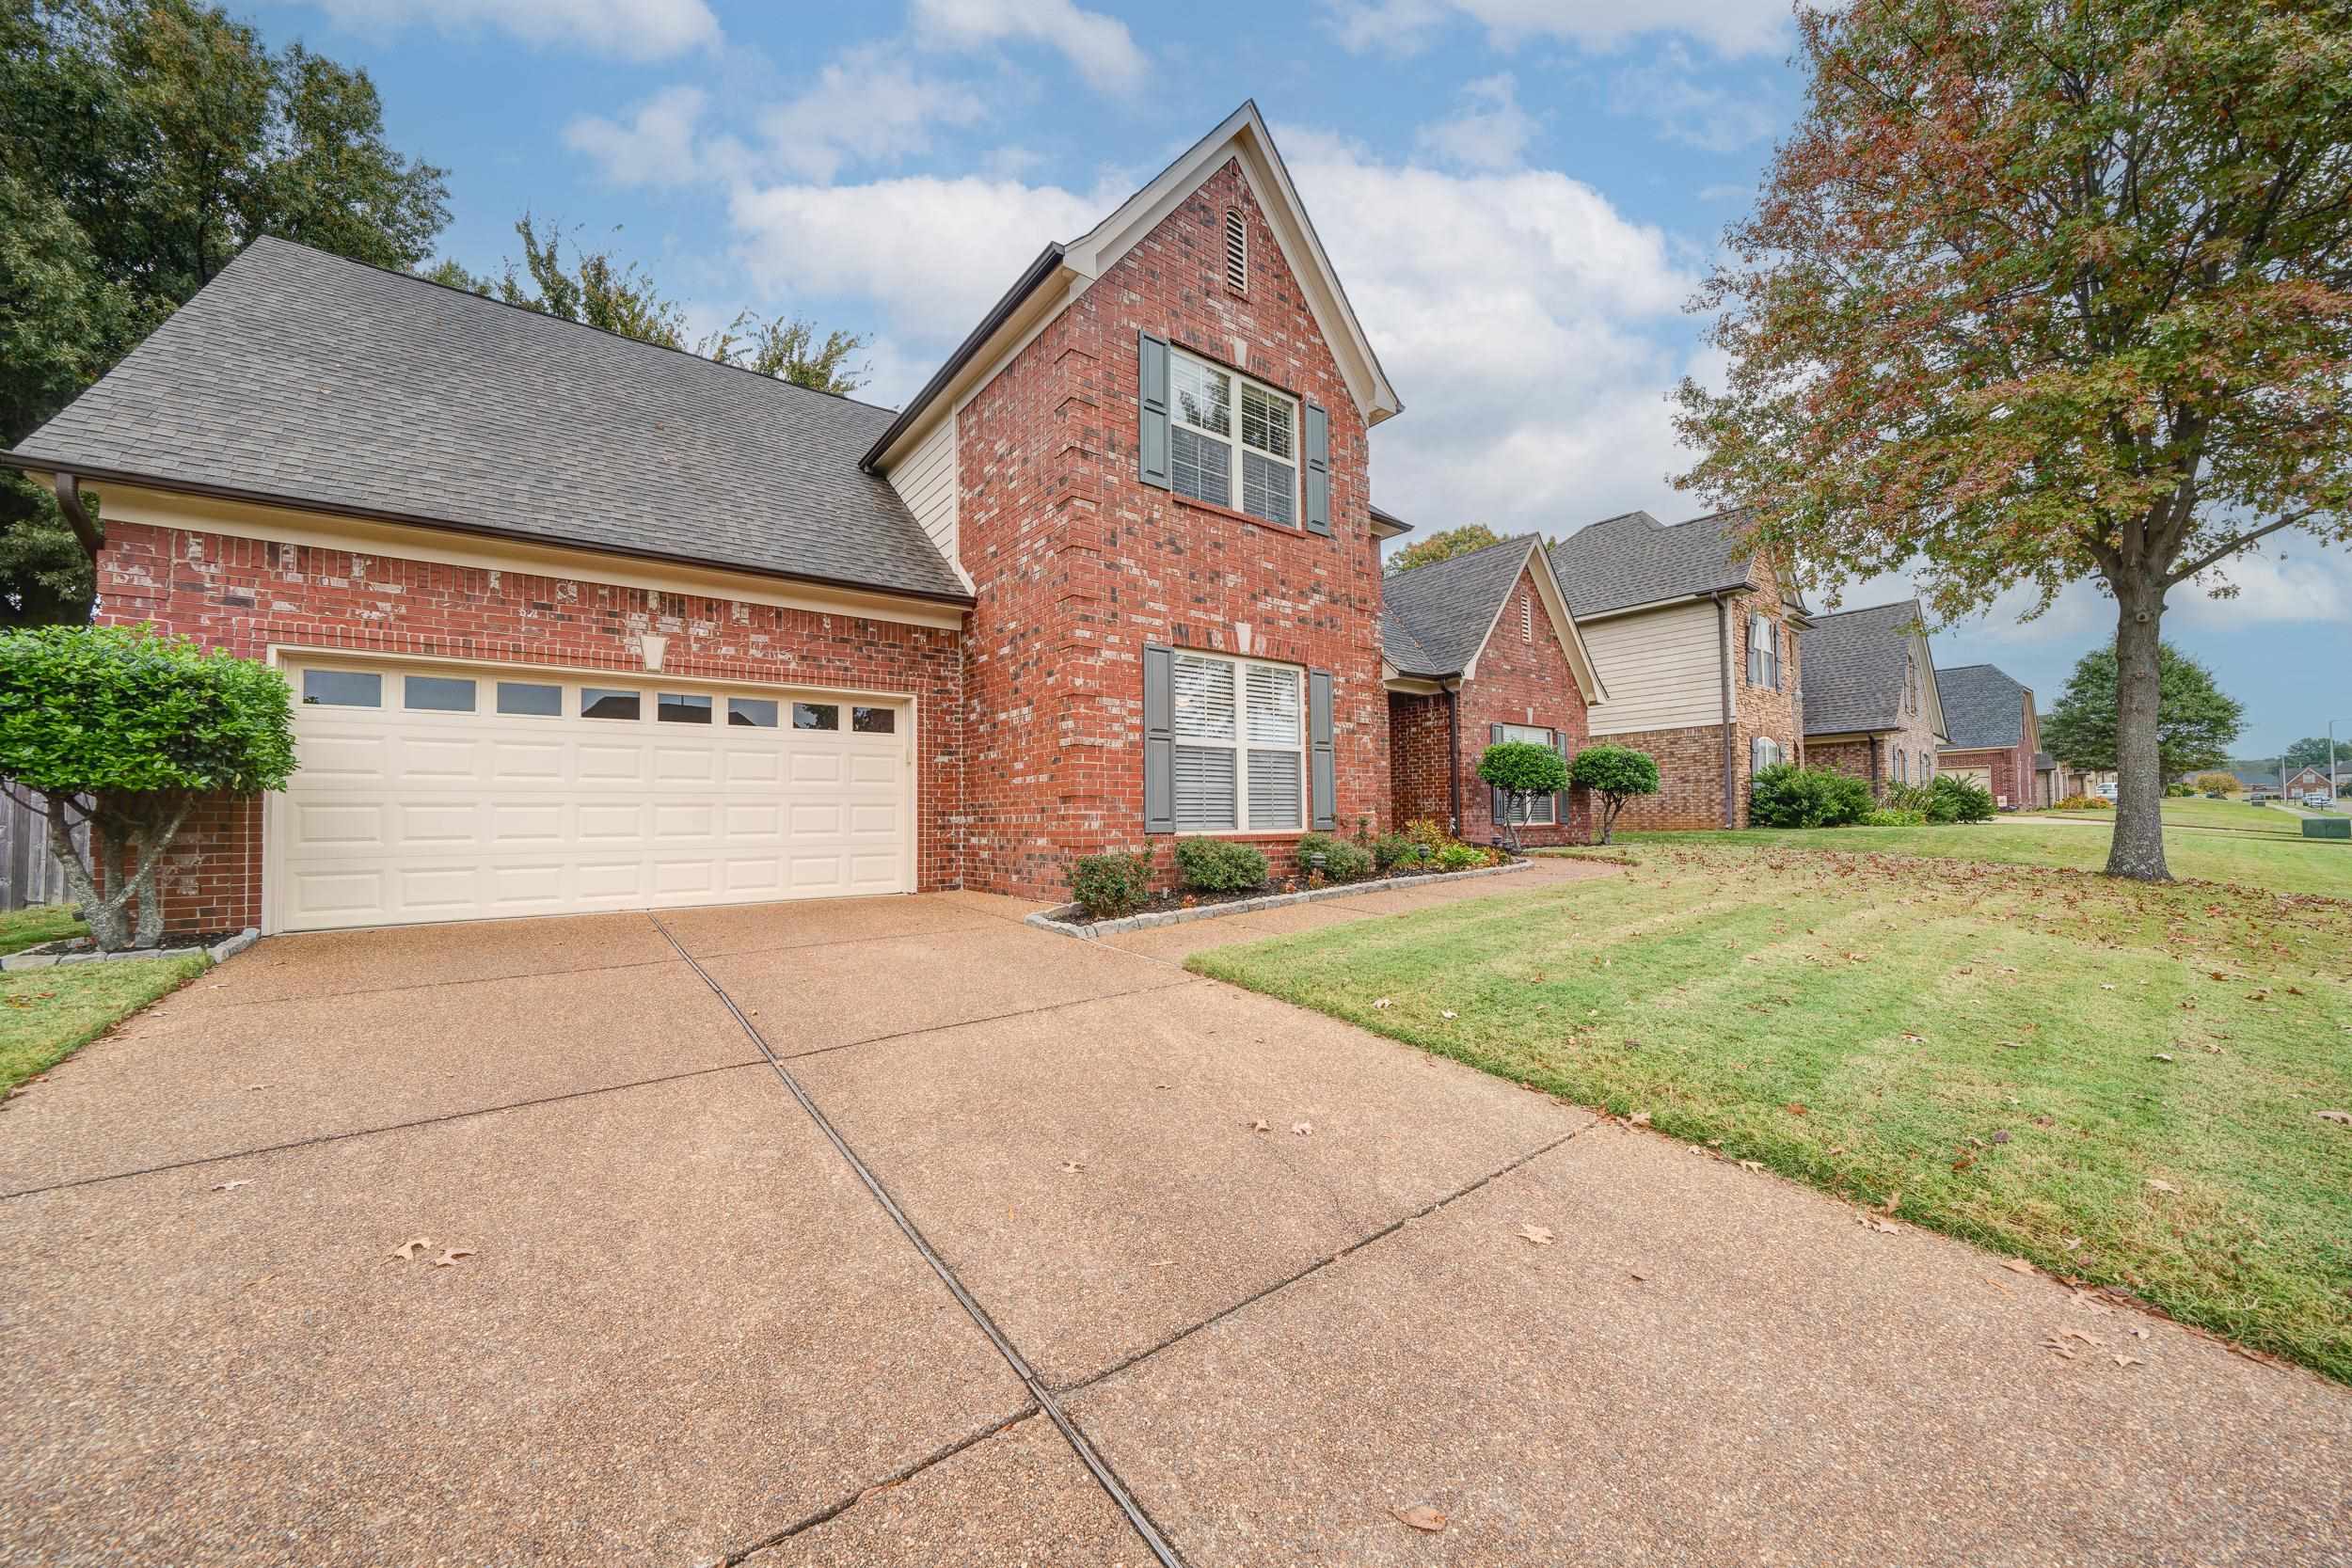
[4, 863, 2348, 1566]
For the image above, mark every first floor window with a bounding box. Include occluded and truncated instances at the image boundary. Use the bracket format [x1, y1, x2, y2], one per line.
[1751, 736, 1783, 771]
[1172, 650, 1303, 832]
[1496, 723, 1556, 825]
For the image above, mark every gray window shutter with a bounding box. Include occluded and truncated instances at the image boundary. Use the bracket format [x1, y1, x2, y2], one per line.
[1143, 643, 1175, 833]
[1309, 670, 1336, 830]
[1746, 616, 1761, 686]
[1138, 331, 1171, 490]
[1549, 728, 1567, 824]
[1487, 721, 1505, 829]
[1303, 401, 1330, 535]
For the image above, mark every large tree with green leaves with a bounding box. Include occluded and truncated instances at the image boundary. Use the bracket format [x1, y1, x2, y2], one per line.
[0, 0, 450, 626]
[2282, 735, 2352, 770]
[2042, 641, 2244, 783]
[429, 215, 872, 396]
[1675, 0, 2352, 881]
[1385, 523, 1505, 576]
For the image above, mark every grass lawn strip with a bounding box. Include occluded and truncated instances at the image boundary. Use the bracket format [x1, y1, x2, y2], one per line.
[1190, 845, 2352, 1382]
[0, 904, 87, 956]
[1, 954, 208, 1096]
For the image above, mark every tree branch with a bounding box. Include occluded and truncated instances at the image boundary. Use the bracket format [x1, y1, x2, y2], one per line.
[2165, 509, 2320, 586]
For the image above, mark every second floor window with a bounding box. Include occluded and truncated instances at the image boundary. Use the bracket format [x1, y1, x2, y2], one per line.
[1746, 613, 1782, 689]
[1170, 349, 1297, 528]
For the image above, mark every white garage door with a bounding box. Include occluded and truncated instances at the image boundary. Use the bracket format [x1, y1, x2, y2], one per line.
[270, 658, 913, 932]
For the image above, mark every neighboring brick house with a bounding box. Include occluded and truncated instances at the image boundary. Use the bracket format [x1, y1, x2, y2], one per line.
[1380, 534, 1607, 847]
[1801, 599, 1947, 799]
[1935, 664, 2043, 808]
[2037, 753, 2083, 805]
[1544, 509, 1808, 830]
[4, 103, 1412, 929]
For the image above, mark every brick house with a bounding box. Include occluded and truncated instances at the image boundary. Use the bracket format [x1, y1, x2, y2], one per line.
[1935, 664, 2043, 808]
[1801, 599, 1947, 799]
[1379, 534, 1607, 847]
[1544, 509, 1808, 830]
[5, 103, 1415, 931]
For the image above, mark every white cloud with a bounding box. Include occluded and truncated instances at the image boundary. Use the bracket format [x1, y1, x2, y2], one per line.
[728, 174, 1110, 351]
[910, 0, 1146, 90]
[1325, 0, 1792, 57]
[564, 85, 712, 188]
[755, 47, 990, 182]
[308, 0, 718, 59]
[1270, 126, 1702, 537]
[1607, 42, 1782, 153]
[1415, 74, 1538, 171]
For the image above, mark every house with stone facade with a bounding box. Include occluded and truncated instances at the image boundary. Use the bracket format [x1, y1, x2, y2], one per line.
[1800, 600, 1947, 798]
[1543, 509, 1809, 830]
[5, 103, 1420, 931]
[1380, 534, 1607, 847]
[1935, 664, 2044, 808]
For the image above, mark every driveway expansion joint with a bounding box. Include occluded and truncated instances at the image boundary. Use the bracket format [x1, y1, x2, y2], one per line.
[764, 973, 1206, 1065]
[650, 914, 1193, 1568]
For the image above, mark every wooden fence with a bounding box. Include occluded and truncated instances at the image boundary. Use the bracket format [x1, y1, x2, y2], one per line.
[0, 793, 82, 913]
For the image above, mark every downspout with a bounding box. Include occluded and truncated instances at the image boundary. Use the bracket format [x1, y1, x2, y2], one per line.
[52, 472, 102, 559]
[1445, 679, 1463, 834]
[1714, 594, 1736, 828]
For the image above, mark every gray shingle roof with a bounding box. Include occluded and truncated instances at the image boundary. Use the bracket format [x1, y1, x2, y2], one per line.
[1936, 664, 2027, 750]
[8, 237, 970, 602]
[1380, 534, 1541, 676]
[1801, 598, 1926, 736]
[1545, 508, 1756, 617]
[2034, 752, 2057, 770]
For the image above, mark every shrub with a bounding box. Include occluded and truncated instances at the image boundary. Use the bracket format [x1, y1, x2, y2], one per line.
[1070, 851, 1152, 920]
[1930, 773, 1996, 823]
[1884, 781, 1936, 815]
[2165, 781, 2194, 797]
[2191, 770, 2241, 796]
[1402, 817, 1454, 859]
[1370, 832, 1419, 871]
[1436, 842, 1490, 871]
[1474, 739, 1568, 852]
[2053, 793, 2111, 810]
[1568, 745, 1661, 845]
[1861, 808, 1927, 827]
[1172, 836, 1270, 894]
[0, 625, 295, 950]
[1749, 763, 1873, 829]
[1295, 832, 1375, 882]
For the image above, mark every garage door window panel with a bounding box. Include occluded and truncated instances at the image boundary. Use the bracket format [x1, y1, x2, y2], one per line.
[303, 669, 381, 707]
[851, 705, 896, 734]
[659, 692, 712, 724]
[581, 689, 642, 721]
[793, 703, 839, 731]
[497, 681, 562, 717]
[729, 698, 778, 728]
[405, 674, 476, 713]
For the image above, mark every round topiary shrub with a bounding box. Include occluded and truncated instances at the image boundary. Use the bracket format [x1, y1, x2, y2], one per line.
[1172, 836, 1270, 894]
[1069, 850, 1153, 920]
[1474, 739, 1569, 851]
[1569, 745, 1661, 845]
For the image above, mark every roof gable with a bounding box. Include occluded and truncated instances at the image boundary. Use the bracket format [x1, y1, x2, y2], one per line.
[1546, 508, 1756, 618]
[10, 237, 970, 603]
[1936, 663, 2030, 750]
[1381, 534, 1604, 701]
[1801, 598, 1937, 737]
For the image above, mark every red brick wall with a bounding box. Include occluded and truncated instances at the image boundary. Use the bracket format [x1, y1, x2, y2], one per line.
[93, 520, 967, 932]
[1451, 562, 1592, 847]
[955, 156, 1387, 901]
[1940, 744, 2032, 808]
[1389, 690, 1453, 828]
[1586, 721, 1732, 832]
[1808, 737, 1884, 796]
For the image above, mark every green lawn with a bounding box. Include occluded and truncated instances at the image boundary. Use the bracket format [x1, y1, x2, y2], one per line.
[1636, 816, 2352, 898]
[0, 954, 207, 1095]
[2038, 797, 2310, 836]
[1190, 840, 2352, 1381]
[0, 904, 87, 955]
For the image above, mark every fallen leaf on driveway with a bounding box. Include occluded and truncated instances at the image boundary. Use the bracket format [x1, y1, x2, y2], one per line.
[1391, 1505, 1447, 1533]
[210, 1180, 252, 1193]
[387, 1237, 431, 1262]
[2001, 1259, 2038, 1275]
[2112, 1354, 2145, 1369]
[431, 1248, 475, 1268]
[1059, 1161, 1085, 1174]
[1738, 1160, 1765, 1173]
[1627, 1110, 1651, 1127]
[1518, 1224, 1555, 1245]
[1291, 1121, 1312, 1137]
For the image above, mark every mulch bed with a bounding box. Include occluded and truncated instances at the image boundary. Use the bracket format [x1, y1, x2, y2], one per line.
[1057, 859, 1517, 927]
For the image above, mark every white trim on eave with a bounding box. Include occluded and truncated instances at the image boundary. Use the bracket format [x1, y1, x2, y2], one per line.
[1454, 540, 1609, 705]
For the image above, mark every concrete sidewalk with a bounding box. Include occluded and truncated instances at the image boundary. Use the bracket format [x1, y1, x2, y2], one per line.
[3, 864, 2346, 1566]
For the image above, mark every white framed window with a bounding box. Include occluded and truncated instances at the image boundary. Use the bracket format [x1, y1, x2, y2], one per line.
[1746, 613, 1782, 689]
[1168, 348, 1298, 528]
[1496, 722, 1556, 825]
[1171, 650, 1304, 832]
[1751, 736, 1783, 772]
[1895, 747, 1908, 784]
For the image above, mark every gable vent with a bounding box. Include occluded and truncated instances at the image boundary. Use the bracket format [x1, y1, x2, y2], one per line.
[1521, 593, 1533, 641]
[1224, 208, 1248, 294]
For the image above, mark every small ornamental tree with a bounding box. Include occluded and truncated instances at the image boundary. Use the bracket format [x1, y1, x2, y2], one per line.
[1475, 739, 1567, 853]
[0, 626, 295, 950]
[2042, 643, 2243, 784]
[1569, 745, 1660, 847]
[1385, 523, 1505, 576]
[2191, 771, 2241, 796]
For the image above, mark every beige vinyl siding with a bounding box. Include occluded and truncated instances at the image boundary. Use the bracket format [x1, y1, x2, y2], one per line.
[887, 410, 961, 573]
[1582, 602, 1724, 736]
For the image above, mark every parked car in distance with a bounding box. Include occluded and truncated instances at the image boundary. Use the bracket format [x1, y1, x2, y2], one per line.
[2094, 781, 2118, 801]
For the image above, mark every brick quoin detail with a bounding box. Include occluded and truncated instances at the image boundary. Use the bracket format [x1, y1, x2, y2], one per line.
[94, 521, 966, 932]
[957, 157, 1387, 900]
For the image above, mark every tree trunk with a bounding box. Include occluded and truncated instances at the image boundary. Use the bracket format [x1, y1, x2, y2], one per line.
[38, 793, 195, 951]
[2105, 576, 2171, 881]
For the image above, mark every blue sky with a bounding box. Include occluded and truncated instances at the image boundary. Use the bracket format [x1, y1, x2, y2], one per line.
[247, 0, 2349, 755]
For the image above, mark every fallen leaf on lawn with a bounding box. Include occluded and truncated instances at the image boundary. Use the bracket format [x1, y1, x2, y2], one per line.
[2314, 1110, 2352, 1127]
[210, 1180, 252, 1192]
[2001, 1259, 2037, 1275]
[386, 1237, 431, 1262]
[1877, 1190, 1900, 1214]
[1901, 1032, 1925, 1044]
[1391, 1504, 1447, 1533]
[1518, 1224, 1555, 1245]
[1291, 1121, 1312, 1137]
[1951, 1154, 1977, 1173]
[1248, 1118, 1271, 1132]
[1372, 997, 1393, 1009]
[2152, 1053, 2174, 1062]
[2145, 1178, 2179, 1194]
[1784, 1101, 1807, 1117]
[1992, 1130, 2011, 1144]
[2100, 983, 2117, 991]
[1627, 1110, 1651, 1127]
[1439, 1010, 1458, 1021]
[430, 1248, 475, 1268]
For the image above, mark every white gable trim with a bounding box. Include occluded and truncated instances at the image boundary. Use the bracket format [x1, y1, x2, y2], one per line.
[1455, 541, 1609, 705]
